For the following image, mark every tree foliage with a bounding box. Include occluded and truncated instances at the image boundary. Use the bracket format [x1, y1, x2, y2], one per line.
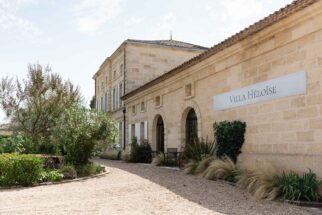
[89, 96, 96, 110]
[0, 63, 82, 145]
[54, 106, 118, 165]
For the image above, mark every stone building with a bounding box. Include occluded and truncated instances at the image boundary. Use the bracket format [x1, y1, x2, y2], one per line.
[123, 0, 322, 176]
[92, 39, 207, 148]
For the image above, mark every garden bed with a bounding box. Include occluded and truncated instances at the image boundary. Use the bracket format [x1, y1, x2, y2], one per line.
[0, 164, 109, 190]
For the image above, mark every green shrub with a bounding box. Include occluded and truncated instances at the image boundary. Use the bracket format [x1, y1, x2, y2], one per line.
[54, 106, 118, 165]
[75, 163, 104, 177]
[0, 136, 25, 153]
[38, 170, 64, 182]
[184, 139, 216, 162]
[58, 165, 77, 180]
[0, 134, 40, 154]
[40, 155, 64, 169]
[37, 141, 56, 154]
[100, 150, 121, 160]
[129, 138, 152, 163]
[0, 134, 10, 140]
[274, 170, 321, 202]
[0, 154, 43, 186]
[20, 136, 37, 154]
[0, 134, 59, 155]
[214, 121, 246, 163]
[96, 164, 105, 173]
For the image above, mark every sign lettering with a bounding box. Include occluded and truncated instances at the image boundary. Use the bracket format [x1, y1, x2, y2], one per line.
[213, 71, 306, 111]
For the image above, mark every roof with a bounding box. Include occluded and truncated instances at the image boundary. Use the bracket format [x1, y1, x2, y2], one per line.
[92, 39, 208, 79]
[122, 0, 318, 100]
[126, 39, 208, 51]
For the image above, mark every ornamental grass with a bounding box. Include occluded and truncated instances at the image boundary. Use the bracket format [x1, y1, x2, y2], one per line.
[183, 160, 199, 174]
[151, 153, 165, 166]
[203, 156, 237, 181]
[194, 156, 215, 175]
[236, 164, 279, 201]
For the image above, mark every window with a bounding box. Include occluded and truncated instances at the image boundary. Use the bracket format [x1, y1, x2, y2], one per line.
[119, 122, 123, 147]
[120, 64, 123, 74]
[104, 92, 108, 112]
[101, 96, 103, 112]
[115, 86, 119, 109]
[131, 124, 135, 139]
[113, 70, 116, 79]
[113, 87, 116, 111]
[185, 84, 192, 97]
[101, 82, 103, 90]
[119, 83, 123, 108]
[155, 96, 161, 107]
[140, 122, 144, 141]
[140, 101, 145, 112]
[132, 105, 136, 114]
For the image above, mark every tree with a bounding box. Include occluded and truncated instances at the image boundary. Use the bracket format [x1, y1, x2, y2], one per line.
[89, 96, 96, 110]
[0, 63, 82, 151]
[54, 106, 118, 165]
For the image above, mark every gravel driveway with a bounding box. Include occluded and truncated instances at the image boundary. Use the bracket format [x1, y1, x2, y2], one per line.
[0, 159, 321, 215]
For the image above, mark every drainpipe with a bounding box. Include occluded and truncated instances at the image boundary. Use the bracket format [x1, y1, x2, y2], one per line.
[123, 46, 126, 150]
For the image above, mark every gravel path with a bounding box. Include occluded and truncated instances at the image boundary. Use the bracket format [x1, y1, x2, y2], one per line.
[0, 159, 321, 215]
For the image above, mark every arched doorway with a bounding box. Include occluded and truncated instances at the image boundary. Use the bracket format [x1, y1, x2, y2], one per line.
[156, 116, 165, 152]
[186, 108, 198, 145]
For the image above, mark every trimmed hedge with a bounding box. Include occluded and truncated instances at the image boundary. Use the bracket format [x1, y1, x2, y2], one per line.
[214, 120, 246, 163]
[0, 154, 43, 186]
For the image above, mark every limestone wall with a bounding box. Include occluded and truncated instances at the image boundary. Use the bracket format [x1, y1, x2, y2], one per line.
[125, 45, 202, 94]
[125, 2, 322, 176]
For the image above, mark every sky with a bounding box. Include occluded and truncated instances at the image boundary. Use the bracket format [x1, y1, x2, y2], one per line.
[0, 0, 294, 123]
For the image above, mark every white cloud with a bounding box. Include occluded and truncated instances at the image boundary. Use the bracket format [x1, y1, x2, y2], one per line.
[123, 17, 144, 28]
[72, 0, 122, 35]
[205, 0, 264, 43]
[122, 16, 144, 36]
[149, 12, 177, 39]
[0, 0, 42, 36]
[159, 12, 176, 33]
[220, 0, 263, 22]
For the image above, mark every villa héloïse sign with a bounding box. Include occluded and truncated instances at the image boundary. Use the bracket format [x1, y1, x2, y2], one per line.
[213, 71, 306, 111]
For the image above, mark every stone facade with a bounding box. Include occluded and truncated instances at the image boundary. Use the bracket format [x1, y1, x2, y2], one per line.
[123, 1, 322, 176]
[93, 40, 207, 147]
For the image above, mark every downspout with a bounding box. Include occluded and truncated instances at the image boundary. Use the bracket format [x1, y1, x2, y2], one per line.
[123, 46, 126, 150]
